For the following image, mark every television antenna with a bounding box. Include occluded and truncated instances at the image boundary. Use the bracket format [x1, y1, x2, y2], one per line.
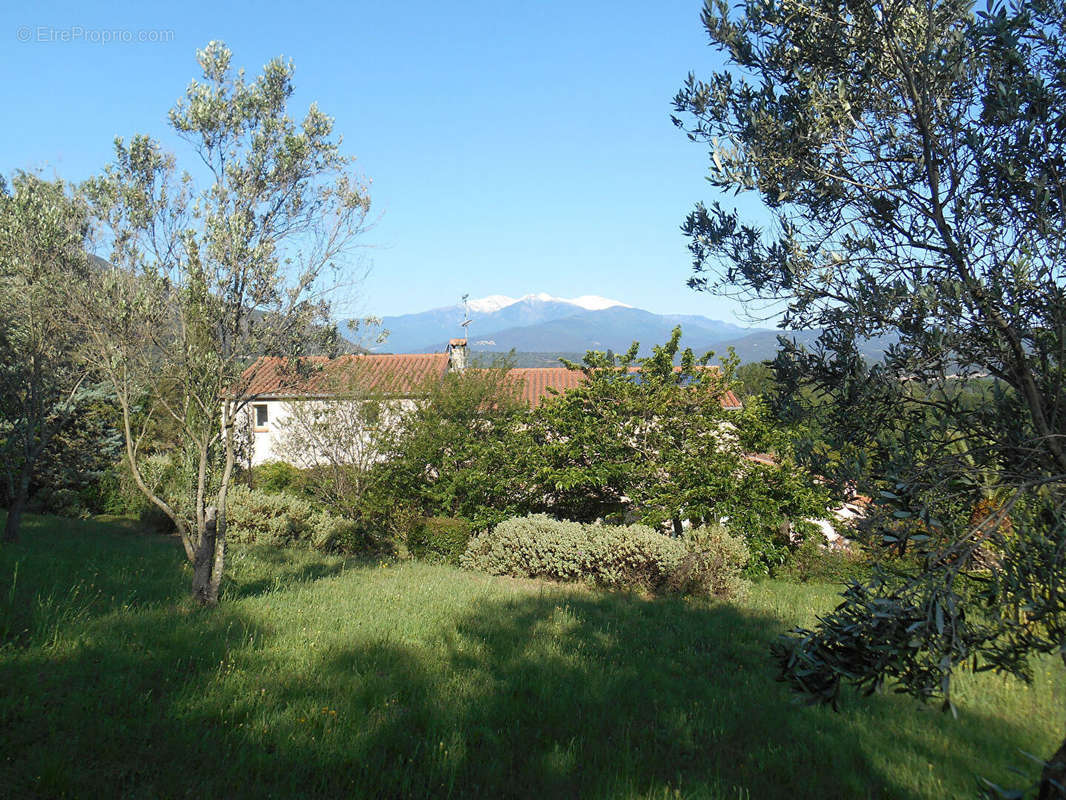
[460, 293, 471, 337]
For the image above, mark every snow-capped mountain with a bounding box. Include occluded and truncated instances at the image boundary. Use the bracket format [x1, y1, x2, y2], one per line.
[466, 293, 633, 313]
[466, 295, 520, 313]
[359, 293, 762, 356]
[345, 293, 893, 363]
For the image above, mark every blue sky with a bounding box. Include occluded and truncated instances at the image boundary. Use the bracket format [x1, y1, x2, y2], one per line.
[1, 0, 768, 324]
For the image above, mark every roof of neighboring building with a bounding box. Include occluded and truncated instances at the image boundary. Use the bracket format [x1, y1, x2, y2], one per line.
[509, 368, 589, 407]
[239, 355, 742, 410]
[719, 388, 743, 410]
[241, 354, 450, 398]
[508, 367, 743, 409]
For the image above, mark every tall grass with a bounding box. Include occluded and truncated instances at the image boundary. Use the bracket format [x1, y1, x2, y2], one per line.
[1, 512, 1062, 799]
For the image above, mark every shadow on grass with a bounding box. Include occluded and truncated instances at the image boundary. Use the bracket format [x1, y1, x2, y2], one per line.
[0, 601, 270, 798]
[1, 570, 1049, 798]
[0, 514, 355, 644]
[0, 514, 189, 645]
[219, 544, 358, 601]
[236, 594, 1042, 799]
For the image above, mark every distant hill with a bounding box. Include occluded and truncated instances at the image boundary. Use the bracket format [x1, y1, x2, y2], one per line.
[429, 306, 753, 355]
[700, 330, 897, 364]
[468, 352, 586, 368]
[360, 293, 896, 364]
[365, 293, 758, 357]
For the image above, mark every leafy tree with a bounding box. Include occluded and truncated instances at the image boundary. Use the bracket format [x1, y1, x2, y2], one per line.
[0, 173, 92, 542]
[28, 381, 124, 516]
[381, 356, 525, 529]
[515, 351, 643, 525]
[556, 328, 744, 533]
[79, 42, 370, 605]
[674, 0, 1066, 790]
[515, 328, 827, 568]
[733, 360, 776, 402]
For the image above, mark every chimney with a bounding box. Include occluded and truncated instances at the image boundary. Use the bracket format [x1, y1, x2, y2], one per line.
[448, 338, 468, 372]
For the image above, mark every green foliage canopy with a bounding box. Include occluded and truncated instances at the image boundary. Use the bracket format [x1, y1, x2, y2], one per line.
[80, 41, 371, 605]
[674, 0, 1066, 788]
[0, 173, 93, 542]
[507, 329, 828, 569]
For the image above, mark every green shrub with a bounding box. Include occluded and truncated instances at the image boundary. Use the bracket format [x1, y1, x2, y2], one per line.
[780, 534, 870, 584]
[225, 485, 369, 553]
[91, 460, 145, 517]
[309, 514, 367, 553]
[462, 514, 596, 582]
[590, 523, 687, 591]
[667, 525, 751, 600]
[77, 456, 177, 532]
[27, 486, 85, 518]
[86, 466, 124, 515]
[461, 514, 686, 592]
[336, 480, 421, 554]
[408, 517, 473, 565]
[720, 515, 793, 576]
[226, 485, 319, 547]
[106, 453, 185, 521]
[250, 461, 305, 495]
[139, 453, 181, 500]
[137, 505, 174, 534]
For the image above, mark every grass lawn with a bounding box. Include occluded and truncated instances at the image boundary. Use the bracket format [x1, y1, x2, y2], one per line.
[1, 513, 1062, 799]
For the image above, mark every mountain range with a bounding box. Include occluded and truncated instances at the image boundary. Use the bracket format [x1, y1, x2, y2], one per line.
[356, 293, 888, 363]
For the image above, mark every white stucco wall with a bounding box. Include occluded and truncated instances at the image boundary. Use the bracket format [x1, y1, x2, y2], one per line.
[239, 398, 419, 467]
[243, 399, 292, 467]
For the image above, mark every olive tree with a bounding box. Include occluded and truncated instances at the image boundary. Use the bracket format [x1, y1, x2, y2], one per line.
[674, 0, 1066, 791]
[80, 42, 371, 605]
[0, 173, 93, 542]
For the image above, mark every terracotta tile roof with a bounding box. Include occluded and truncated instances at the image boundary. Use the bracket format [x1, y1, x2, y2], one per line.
[240, 354, 449, 398]
[720, 389, 742, 410]
[239, 355, 743, 410]
[508, 367, 743, 410]
[508, 368, 589, 407]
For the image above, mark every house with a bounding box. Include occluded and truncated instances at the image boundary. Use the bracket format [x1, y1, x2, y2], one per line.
[237, 339, 742, 466]
[237, 349, 452, 467]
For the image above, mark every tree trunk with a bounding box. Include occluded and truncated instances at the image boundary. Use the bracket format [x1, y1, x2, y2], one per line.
[1039, 736, 1066, 799]
[201, 406, 237, 607]
[205, 512, 226, 607]
[1039, 654, 1066, 799]
[191, 506, 217, 606]
[2, 469, 32, 544]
